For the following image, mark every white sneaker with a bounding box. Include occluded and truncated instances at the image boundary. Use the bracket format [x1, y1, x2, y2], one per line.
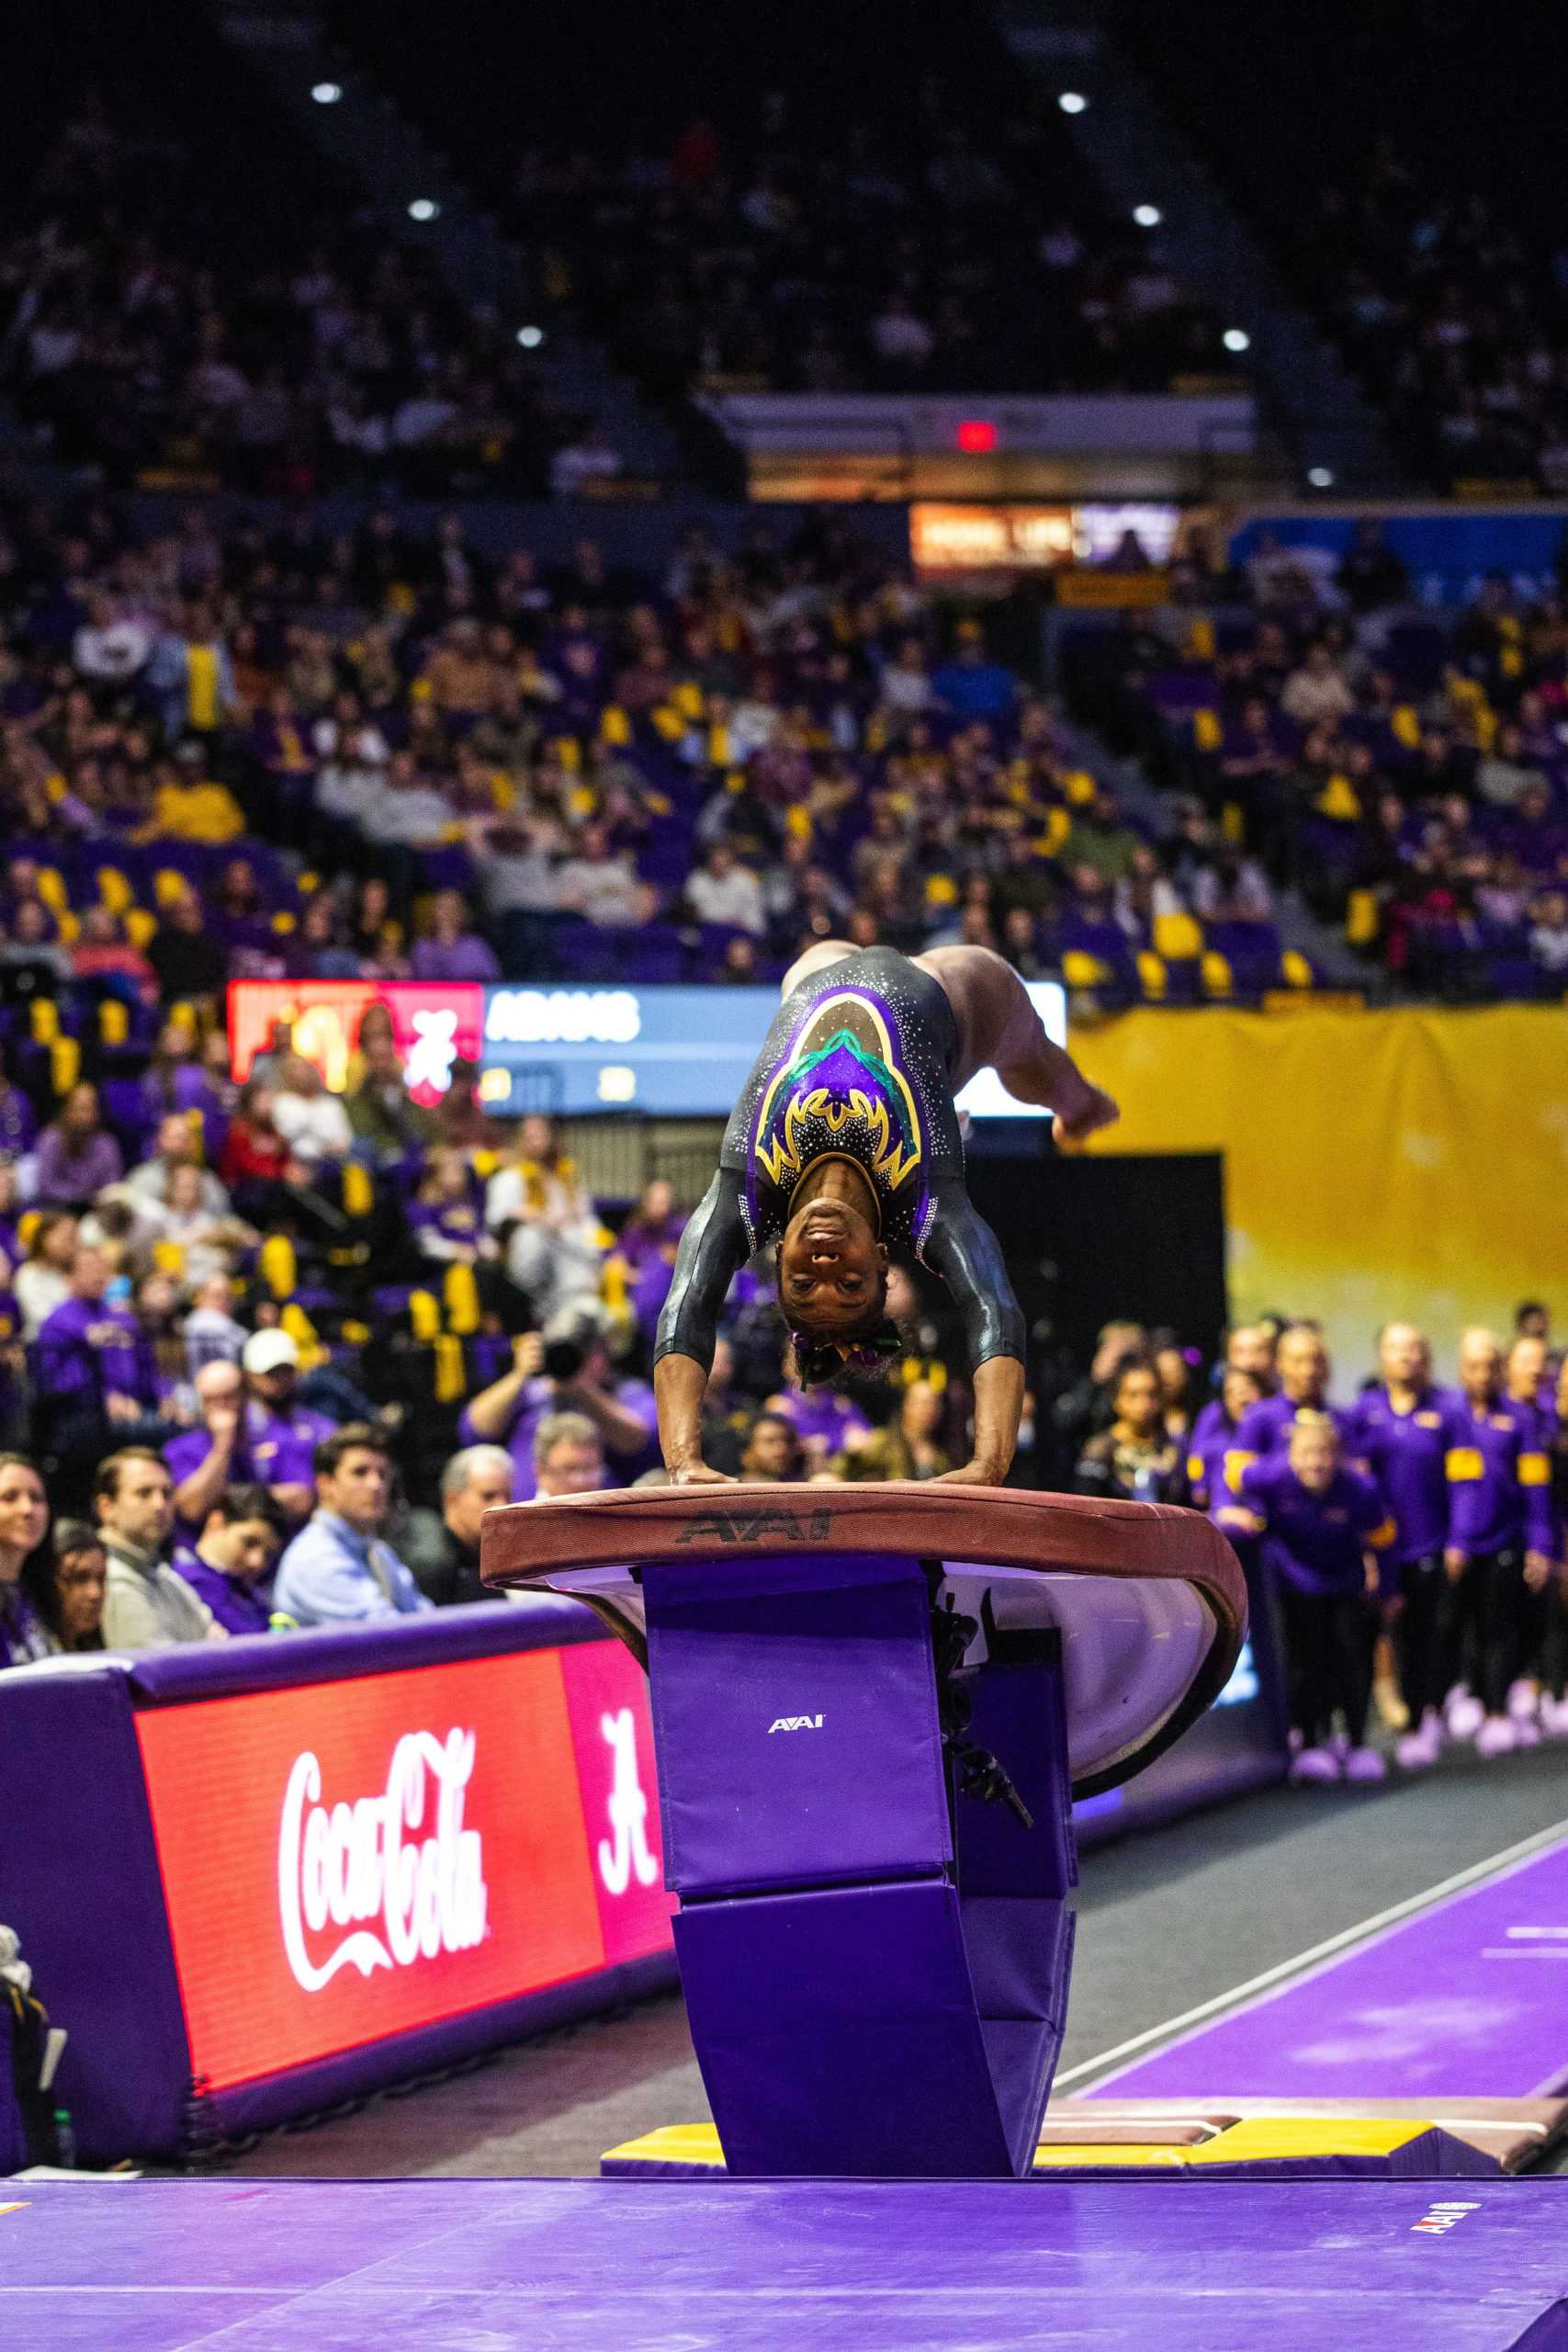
[1344, 1745, 1388, 1783]
[1291, 1745, 1341, 1784]
[1540, 1695, 1568, 1737]
[1507, 1679, 1540, 1724]
[1396, 1727, 1437, 1770]
[1475, 1715, 1517, 1758]
[1448, 1692, 1485, 1740]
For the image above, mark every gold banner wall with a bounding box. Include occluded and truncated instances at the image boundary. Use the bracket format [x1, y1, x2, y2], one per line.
[1075, 1006, 1568, 1380]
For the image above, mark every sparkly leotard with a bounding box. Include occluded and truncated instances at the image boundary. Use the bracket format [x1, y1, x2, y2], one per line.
[656, 948, 1026, 1372]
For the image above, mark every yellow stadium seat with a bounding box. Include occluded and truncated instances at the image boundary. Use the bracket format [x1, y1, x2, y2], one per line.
[1192, 709, 1223, 753]
[98, 1000, 130, 1047]
[1136, 951, 1168, 1001]
[97, 867, 133, 914]
[16, 1210, 39, 1254]
[1201, 951, 1234, 1000]
[342, 1161, 374, 1219]
[36, 867, 67, 911]
[124, 908, 156, 951]
[924, 873, 959, 908]
[1064, 768, 1099, 805]
[271, 910, 297, 935]
[153, 869, 186, 907]
[409, 1290, 442, 1342]
[259, 1235, 297, 1301]
[280, 1304, 323, 1367]
[1153, 911, 1203, 961]
[1061, 950, 1109, 989]
[55, 910, 80, 945]
[1220, 802, 1246, 843]
[1281, 949, 1314, 990]
[433, 1332, 466, 1404]
[443, 1262, 480, 1336]
[29, 1001, 59, 1045]
[50, 1036, 80, 1097]
[1346, 888, 1380, 947]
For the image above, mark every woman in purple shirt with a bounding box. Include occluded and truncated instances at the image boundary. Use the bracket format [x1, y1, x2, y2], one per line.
[32, 1082, 123, 1207]
[410, 889, 501, 982]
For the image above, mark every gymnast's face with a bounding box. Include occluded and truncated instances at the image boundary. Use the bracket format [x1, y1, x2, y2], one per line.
[778, 1199, 889, 1337]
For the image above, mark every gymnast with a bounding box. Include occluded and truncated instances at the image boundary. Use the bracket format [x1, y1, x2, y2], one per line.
[653, 942, 1118, 1487]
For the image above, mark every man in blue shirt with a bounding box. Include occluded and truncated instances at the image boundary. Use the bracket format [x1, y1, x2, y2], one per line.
[272, 1424, 433, 1627]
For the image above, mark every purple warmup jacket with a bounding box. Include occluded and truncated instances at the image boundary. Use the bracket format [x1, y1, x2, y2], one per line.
[1225, 1392, 1355, 1498]
[1187, 1396, 1251, 1514]
[1344, 1385, 1467, 1566]
[173, 1547, 272, 1637]
[1235, 1458, 1395, 1598]
[32, 1295, 157, 1411]
[1446, 1396, 1555, 1557]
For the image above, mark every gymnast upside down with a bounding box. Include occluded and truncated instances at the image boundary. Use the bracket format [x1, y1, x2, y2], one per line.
[653, 943, 1118, 1487]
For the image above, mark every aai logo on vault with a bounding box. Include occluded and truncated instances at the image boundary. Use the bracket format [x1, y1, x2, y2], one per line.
[767, 1714, 825, 1734]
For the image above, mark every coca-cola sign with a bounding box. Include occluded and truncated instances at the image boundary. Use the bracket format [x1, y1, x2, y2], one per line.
[276, 1730, 488, 1994]
[136, 1643, 671, 2092]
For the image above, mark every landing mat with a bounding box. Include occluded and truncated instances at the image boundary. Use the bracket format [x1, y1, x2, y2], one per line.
[2, 2177, 1565, 2351]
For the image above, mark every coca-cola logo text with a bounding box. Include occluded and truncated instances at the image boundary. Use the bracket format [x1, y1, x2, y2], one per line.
[277, 1728, 488, 1994]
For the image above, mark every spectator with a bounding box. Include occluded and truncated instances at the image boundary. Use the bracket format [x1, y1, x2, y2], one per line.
[271, 1054, 354, 1165]
[411, 890, 501, 982]
[684, 842, 766, 934]
[1073, 1361, 1191, 1504]
[532, 1410, 607, 1498]
[834, 1379, 953, 1481]
[767, 1355, 873, 1470]
[240, 1328, 336, 1454]
[553, 822, 647, 926]
[175, 1485, 288, 1636]
[96, 1448, 221, 1648]
[126, 1112, 230, 1216]
[272, 1424, 433, 1625]
[33, 1084, 122, 1207]
[417, 1444, 515, 1606]
[0, 1051, 37, 1163]
[460, 1307, 657, 1498]
[0, 1453, 51, 1668]
[164, 1355, 315, 1532]
[219, 1081, 292, 1214]
[344, 1003, 437, 1163]
[33, 1244, 161, 1475]
[14, 1209, 77, 1337]
[145, 890, 230, 1007]
[485, 1116, 603, 1317]
[23, 1518, 106, 1655]
[739, 1410, 807, 1482]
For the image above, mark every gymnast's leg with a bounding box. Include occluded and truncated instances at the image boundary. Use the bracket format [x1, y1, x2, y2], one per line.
[914, 945, 1119, 1144]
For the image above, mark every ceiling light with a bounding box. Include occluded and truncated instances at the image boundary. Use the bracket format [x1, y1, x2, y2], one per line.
[310, 82, 342, 106]
[1223, 327, 1251, 353]
[1058, 92, 1088, 115]
[408, 198, 439, 223]
[1133, 205, 1162, 229]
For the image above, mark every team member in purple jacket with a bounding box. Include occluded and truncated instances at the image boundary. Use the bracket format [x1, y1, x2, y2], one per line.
[1220, 1415, 1395, 1784]
[1224, 1326, 1351, 1495]
[1503, 1332, 1558, 1726]
[1439, 1329, 1555, 1758]
[1188, 1364, 1268, 1514]
[1346, 1322, 1468, 1770]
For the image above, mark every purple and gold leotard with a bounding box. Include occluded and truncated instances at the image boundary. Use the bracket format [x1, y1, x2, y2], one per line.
[655, 948, 1025, 1374]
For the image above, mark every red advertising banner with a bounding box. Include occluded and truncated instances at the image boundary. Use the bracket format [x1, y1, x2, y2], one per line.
[226, 979, 486, 1105]
[135, 1645, 671, 2092]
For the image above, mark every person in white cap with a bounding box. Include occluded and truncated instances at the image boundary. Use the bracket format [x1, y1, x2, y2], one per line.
[242, 1328, 336, 1458]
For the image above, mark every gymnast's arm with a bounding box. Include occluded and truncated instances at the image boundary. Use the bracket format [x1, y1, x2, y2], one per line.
[920, 1185, 1028, 1487]
[652, 1169, 750, 1484]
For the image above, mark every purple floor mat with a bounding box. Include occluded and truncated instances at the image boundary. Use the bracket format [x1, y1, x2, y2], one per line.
[1, 2177, 1565, 2351]
[1089, 1832, 1568, 2104]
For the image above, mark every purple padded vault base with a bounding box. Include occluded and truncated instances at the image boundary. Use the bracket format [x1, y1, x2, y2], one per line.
[2, 2177, 1566, 2351]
